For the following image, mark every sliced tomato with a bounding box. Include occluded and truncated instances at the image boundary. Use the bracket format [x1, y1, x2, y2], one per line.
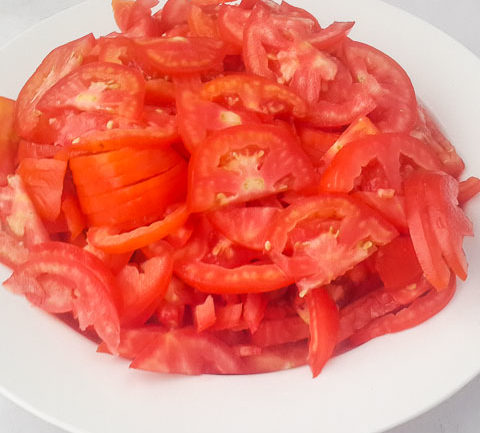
[458, 177, 480, 205]
[242, 292, 267, 334]
[160, 0, 191, 31]
[375, 235, 423, 290]
[137, 37, 226, 75]
[2, 175, 49, 246]
[307, 288, 339, 377]
[212, 302, 243, 330]
[112, 0, 162, 37]
[61, 194, 86, 241]
[188, 124, 316, 212]
[0, 97, 18, 185]
[87, 203, 190, 253]
[145, 78, 175, 105]
[405, 170, 473, 290]
[188, 5, 219, 39]
[194, 295, 216, 332]
[338, 277, 432, 342]
[410, 104, 465, 177]
[4, 242, 120, 351]
[266, 194, 398, 294]
[15, 34, 95, 141]
[0, 230, 29, 270]
[242, 340, 308, 374]
[116, 248, 173, 326]
[251, 316, 309, 347]
[320, 133, 442, 193]
[97, 327, 164, 358]
[16, 158, 67, 222]
[130, 327, 244, 374]
[297, 126, 340, 166]
[217, 5, 251, 47]
[349, 276, 456, 347]
[208, 205, 280, 251]
[343, 40, 418, 133]
[200, 73, 308, 118]
[175, 85, 258, 153]
[37, 62, 146, 120]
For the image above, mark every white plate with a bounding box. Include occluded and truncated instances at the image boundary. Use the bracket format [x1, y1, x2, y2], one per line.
[1, 1, 480, 433]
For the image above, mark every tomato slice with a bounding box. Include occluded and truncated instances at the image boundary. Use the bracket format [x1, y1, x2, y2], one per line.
[242, 292, 267, 334]
[160, 0, 191, 31]
[130, 327, 244, 374]
[266, 194, 398, 294]
[175, 85, 258, 153]
[200, 73, 308, 118]
[87, 203, 190, 253]
[0, 97, 17, 185]
[188, 124, 316, 212]
[374, 235, 423, 290]
[320, 133, 442, 193]
[37, 62, 146, 120]
[217, 5, 251, 47]
[343, 40, 418, 133]
[0, 231, 29, 270]
[112, 0, 162, 37]
[458, 177, 480, 205]
[137, 36, 226, 74]
[307, 288, 339, 377]
[4, 242, 120, 352]
[349, 276, 456, 347]
[116, 249, 173, 326]
[208, 205, 280, 251]
[297, 126, 340, 166]
[15, 34, 95, 141]
[251, 316, 309, 347]
[145, 78, 175, 105]
[16, 158, 67, 222]
[338, 277, 432, 342]
[410, 104, 465, 177]
[194, 295, 216, 332]
[405, 171, 473, 290]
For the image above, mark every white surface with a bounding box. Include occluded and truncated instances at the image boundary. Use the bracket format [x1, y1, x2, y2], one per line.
[0, 1, 479, 433]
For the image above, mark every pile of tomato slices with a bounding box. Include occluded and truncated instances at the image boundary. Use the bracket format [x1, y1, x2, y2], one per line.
[1, 0, 479, 377]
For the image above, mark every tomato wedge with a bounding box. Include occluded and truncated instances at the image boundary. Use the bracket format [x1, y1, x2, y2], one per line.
[0, 97, 17, 185]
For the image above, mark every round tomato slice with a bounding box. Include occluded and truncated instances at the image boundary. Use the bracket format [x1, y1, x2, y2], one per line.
[188, 124, 316, 212]
[343, 40, 418, 133]
[15, 34, 95, 141]
[319, 133, 442, 193]
[266, 194, 398, 295]
[37, 62, 146, 120]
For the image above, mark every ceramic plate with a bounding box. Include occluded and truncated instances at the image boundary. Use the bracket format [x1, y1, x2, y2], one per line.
[1, 1, 480, 433]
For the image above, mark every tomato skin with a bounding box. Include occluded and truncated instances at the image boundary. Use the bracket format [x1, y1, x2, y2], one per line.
[343, 40, 418, 133]
[307, 288, 339, 377]
[37, 62, 146, 120]
[188, 124, 316, 212]
[405, 171, 473, 290]
[0, 97, 18, 185]
[15, 34, 96, 141]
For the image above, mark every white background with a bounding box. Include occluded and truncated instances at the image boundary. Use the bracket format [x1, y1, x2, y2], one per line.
[0, 1, 479, 432]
